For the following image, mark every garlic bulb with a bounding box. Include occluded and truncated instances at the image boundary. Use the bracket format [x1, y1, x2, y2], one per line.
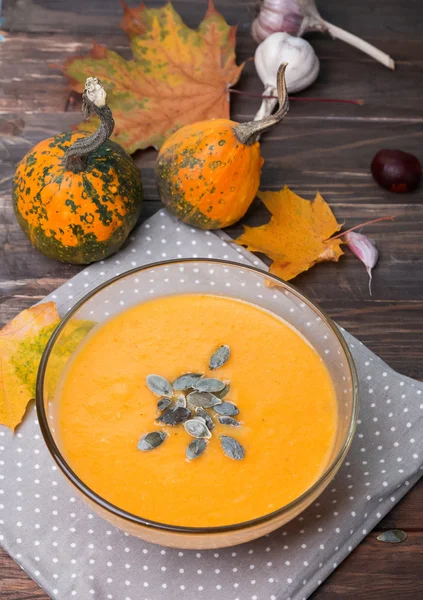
[252, 0, 305, 42]
[252, 0, 395, 70]
[254, 32, 319, 121]
[255, 32, 319, 94]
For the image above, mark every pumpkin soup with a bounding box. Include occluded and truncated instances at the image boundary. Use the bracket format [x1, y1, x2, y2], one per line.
[58, 293, 337, 527]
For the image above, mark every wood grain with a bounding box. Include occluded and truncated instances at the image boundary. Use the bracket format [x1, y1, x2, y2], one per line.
[1, 32, 423, 117]
[312, 531, 423, 599]
[1, 0, 422, 598]
[3, 0, 423, 40]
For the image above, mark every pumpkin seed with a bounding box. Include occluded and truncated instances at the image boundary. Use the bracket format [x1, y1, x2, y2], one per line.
[157, 406, 191, 426]
[175, 394, 187, 408]
[218, 416, 240, 427]
[157, 397, 172, 412]
[220, 436, 245, 460]
[184, 419, 212, 439]
[186, 438, 207, 461]
[214, 383, 230, 399]
[194, 378, 226, 393]
[377, 529, 408, 544]
[187, 391, 222, 408]
[209, 345, 230, 370]
[214, 402, 239, 416]
[137, 431, 167, 452]
[191, 415, 207, 426]
[146, 374, 172, 397]
[145, 349, 246, 462]
[195, 407, 214, 431]
[173, 372, 203, 391]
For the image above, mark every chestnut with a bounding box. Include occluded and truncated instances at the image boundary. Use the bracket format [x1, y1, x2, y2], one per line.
[371, 149, 421, 193]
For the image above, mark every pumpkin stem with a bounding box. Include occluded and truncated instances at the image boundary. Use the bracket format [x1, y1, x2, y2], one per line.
[65, 77, 115, 173]
[234, 63, 289, 146]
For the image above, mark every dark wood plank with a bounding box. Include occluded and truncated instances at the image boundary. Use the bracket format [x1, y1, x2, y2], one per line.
[3, 0, 423, 40]
[311, 531, 423, 599]
[0, 549, 46, 599]
[1, 32, 423, 118]
[3, 0, 252, 34]
[378, 478, 423, 530]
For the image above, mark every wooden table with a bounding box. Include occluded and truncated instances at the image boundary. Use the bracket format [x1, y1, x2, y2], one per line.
[1, 0, 422, 597]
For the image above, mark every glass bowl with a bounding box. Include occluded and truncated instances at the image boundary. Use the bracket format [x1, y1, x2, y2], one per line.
[36, 259, 358, 549]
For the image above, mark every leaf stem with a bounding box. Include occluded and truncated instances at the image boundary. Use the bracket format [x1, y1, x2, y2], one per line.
[328, 216, 395, 241]
[229, 88, 364, 106]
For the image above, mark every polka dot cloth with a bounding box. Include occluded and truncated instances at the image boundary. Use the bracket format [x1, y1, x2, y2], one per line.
[1, 210, 422, 600]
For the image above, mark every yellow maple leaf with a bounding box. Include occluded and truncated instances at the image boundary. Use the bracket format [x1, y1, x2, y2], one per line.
[63, 1, 244, 152]
[0, 303, 96, 432]
[235, 186, 344, 281]
[0, 302, 60, 431]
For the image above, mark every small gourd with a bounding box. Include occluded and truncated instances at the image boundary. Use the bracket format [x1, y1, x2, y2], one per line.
[155, 64, 289, 229]
[13, 78, 143, 264]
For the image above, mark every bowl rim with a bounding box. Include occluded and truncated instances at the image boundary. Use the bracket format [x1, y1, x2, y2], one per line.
[36, 257, 359, 535]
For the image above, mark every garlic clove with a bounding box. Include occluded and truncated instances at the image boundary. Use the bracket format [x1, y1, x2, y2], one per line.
[345, 231, 379, 295]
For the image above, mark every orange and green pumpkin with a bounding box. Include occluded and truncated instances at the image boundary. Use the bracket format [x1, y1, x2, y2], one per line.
[155, 64, 289, 230]
[13, 78, 143, 264]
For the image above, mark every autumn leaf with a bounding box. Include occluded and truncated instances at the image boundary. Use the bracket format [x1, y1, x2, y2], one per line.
[0, 302, 60, 431]
[62, 0, 244, 153]
[235, 186, 344, 281]
[0, 303, 96, 431]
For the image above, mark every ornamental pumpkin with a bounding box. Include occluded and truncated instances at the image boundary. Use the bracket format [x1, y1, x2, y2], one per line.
[155, 64, 289, 230]
[13, 77, 143, 264]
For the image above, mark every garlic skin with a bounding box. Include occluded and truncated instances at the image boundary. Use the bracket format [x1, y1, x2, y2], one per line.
[254, 32, 319, 121]
[252, 0, 304, 42]
[345, 231, 378, 295]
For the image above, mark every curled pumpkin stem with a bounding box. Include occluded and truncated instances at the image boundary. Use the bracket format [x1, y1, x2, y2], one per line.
[65, 77, 115, 173]
[234, 63, 289, 145]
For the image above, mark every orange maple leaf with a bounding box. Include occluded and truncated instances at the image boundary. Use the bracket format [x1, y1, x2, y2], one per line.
[62, 1, 244, 153]
[235, 187, 344, 281]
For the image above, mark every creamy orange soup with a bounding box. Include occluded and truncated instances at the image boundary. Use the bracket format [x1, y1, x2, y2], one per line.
[58, 294, 337, 527]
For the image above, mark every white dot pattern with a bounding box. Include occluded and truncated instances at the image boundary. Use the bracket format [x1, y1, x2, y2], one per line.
[0, 210, 422, 600]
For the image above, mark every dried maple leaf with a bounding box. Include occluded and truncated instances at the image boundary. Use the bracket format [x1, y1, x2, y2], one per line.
[62, 1, 244, 153]
[0, 302, 60, 431]
[235, 186, 344, 281]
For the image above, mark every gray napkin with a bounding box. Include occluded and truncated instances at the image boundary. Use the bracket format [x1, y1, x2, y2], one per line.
[1, 209, 422, 600]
